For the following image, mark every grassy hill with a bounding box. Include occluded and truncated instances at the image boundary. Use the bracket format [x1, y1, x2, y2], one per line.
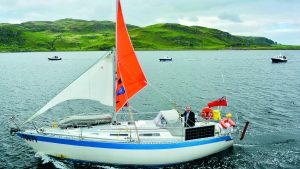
[0, 18, 299, 52]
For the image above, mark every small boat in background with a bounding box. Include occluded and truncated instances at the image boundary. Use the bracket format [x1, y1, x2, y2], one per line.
[271, 54, 287, 63]
[48, 56, 62, 61]
[159, 57, 172, 62]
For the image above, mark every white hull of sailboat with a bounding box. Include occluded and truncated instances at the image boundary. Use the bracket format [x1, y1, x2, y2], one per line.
[17, 132, 233, 166]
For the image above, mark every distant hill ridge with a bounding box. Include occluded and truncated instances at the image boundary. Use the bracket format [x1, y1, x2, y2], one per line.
[0, 18, 298, 52]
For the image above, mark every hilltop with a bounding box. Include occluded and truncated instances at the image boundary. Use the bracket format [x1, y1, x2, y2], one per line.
[0, 18, 299, 52]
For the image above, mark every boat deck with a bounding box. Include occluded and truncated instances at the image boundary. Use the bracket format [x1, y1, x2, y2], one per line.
[23, 120, 224, 144]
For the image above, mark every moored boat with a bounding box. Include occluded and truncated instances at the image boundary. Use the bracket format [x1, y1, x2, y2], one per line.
[48, 56, 62, 61]
[159, 57, 172, 61]
[271, 54, 287, 63]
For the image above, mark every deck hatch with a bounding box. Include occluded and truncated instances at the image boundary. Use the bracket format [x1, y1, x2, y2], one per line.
[110, 134, 128, 136]
[139, 133, 160, 136]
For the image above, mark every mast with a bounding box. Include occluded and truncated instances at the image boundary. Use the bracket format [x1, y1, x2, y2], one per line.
[112, 48, 117, 122]
[112, 0, 118, 122]
[115, 0, 118, 112]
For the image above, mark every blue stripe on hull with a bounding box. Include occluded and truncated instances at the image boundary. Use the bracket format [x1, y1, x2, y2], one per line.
[16, 132, 232, 150]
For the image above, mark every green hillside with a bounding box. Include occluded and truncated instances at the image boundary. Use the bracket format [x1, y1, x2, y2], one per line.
[0, 18, 298, 52]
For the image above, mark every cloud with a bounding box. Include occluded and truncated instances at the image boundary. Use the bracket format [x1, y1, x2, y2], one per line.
[218, 13, 242, 23]
[178, 16, 300, 45]
[0, 0, 299, 45]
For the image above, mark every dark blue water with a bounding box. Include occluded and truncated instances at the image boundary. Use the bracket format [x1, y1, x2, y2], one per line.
[0, 50, 299, 169]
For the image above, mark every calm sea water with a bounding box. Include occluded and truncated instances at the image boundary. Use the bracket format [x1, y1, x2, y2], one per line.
[0, 50, 299, 169]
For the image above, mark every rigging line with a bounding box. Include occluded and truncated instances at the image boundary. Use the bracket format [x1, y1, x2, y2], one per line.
[147, 82, 177, 105]
[221, 74, 225, 83]
[73, 51, 113, 82]
[128, 106, 142, 113]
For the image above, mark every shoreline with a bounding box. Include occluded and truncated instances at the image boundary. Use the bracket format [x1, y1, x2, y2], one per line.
[1, 48, 300, 53]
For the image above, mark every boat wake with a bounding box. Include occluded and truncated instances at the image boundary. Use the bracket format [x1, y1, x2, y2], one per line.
[234, 143, 258, 147]
[35, 152, 69, 169]
[96, 166, 118, 169]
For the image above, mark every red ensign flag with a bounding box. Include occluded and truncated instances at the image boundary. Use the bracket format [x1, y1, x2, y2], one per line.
[207, 96, 228, 108]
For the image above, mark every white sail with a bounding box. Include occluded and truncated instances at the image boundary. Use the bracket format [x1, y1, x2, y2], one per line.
[24, 52, 113, 124]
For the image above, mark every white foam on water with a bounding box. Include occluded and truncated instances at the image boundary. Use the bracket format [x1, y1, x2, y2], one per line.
[35, 152, 69, 169]
[96, 165, 118, 169]
[234, 143, 257, 147]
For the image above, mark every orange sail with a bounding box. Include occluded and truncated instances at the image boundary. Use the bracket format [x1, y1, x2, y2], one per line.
[115, 0, 147, 112]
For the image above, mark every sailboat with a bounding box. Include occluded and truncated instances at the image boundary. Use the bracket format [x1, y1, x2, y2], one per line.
[12, 0, 239, 166]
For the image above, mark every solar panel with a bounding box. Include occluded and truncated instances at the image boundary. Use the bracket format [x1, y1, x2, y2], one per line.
[185, 125, 215, 141]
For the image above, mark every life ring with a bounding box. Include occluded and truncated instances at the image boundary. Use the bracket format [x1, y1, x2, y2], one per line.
[220, 118, 236, 129]
[201, 107, 213, 120]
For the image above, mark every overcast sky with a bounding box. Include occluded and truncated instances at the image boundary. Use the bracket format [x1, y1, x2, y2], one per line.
[1, 0, 299, 45]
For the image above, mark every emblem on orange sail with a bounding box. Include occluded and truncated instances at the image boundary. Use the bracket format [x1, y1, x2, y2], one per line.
[115, 69, 128, 111]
